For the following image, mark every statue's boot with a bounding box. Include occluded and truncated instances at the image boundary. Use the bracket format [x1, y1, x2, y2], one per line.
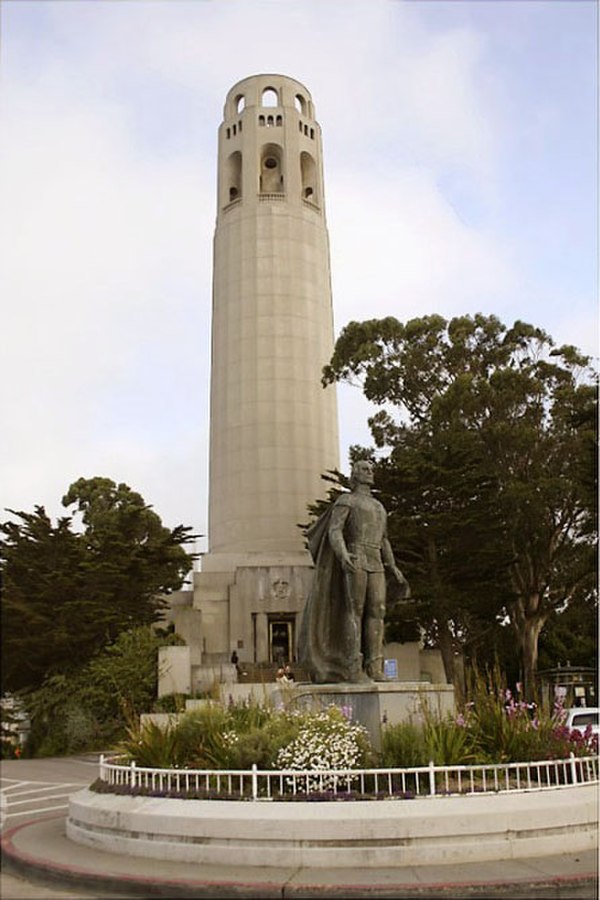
[366, 656, 385, 681]
[346, 614, 371, 683]
[349, 652, 372, 684]
[365, 618, 386, 681]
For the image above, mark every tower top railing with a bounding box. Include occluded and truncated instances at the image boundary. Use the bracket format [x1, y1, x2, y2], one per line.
[258, 193, 287, 202]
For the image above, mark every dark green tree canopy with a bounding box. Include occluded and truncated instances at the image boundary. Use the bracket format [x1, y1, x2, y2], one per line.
[1, 477, 197, 693]
[323, 313, 598, 696]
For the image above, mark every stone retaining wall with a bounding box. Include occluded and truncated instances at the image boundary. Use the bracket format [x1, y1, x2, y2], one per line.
[67, 784, 598, 868]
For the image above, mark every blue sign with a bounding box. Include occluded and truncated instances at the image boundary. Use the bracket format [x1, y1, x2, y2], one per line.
[384, 658, 398, 680]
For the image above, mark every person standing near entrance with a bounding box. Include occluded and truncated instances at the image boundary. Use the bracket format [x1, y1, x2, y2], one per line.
[283, 664, 295, 682]
[299, 459, 410, 683]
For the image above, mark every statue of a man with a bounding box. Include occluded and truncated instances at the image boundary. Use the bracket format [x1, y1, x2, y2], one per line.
[299, 460, 410, 683]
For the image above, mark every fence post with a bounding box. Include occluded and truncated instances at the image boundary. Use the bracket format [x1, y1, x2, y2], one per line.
[570, 752, 578, 785]
[130, 760, 137, 789]
[99, 753, 105, 782]
[428, 761, 436, 796]
[251, 764, 258, 801]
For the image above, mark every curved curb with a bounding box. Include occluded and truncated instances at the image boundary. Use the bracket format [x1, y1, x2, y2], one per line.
[1, 815, 598, 899]
[1, 816, 281, 899]
[67, 785, 598, 869]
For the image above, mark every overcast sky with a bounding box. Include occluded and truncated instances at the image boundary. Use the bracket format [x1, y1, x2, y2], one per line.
[1, 0, 597, 552]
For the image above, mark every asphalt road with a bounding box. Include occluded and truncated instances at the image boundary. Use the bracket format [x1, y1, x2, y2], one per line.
[1, 753, 104, 899]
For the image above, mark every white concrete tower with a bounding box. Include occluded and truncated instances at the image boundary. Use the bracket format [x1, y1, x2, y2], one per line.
[209, 74, 339, 559]
[163, 75, 340, 676]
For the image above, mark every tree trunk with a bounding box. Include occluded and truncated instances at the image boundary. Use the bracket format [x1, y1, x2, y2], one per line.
[426, 534, 465, 703]
[437, 619, 464, 704]
[520, 615, 545, 702]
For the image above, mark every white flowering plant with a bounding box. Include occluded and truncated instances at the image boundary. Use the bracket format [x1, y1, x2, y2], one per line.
[275, 705, 372, 792]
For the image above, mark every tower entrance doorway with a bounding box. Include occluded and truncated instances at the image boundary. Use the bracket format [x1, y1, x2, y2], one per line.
[268, 616, 295, 664]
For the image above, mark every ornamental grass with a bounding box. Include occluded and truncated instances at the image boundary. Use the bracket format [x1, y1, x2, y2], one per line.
[381, 665, 597, 767]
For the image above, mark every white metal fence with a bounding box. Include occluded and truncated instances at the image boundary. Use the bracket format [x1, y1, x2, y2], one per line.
[97, 753, 598, 801]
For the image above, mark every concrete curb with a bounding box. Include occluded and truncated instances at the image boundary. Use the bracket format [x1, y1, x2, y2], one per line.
[1, 815, 598, 899]
[2, 819, 282, 899]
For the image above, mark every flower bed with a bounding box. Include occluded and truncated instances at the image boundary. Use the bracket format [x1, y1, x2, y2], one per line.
[96, 682, 598, 803]
[92, 752, 598, 801]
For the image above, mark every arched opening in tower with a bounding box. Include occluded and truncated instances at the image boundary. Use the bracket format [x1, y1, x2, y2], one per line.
[260, 144, 283, 193]
[300, 151, 317, 202]
[226, 151, 242, 203]
[261, 87, 279, 108]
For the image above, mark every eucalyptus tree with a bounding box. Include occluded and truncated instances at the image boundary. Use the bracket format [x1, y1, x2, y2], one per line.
[323, 314, 597, 696]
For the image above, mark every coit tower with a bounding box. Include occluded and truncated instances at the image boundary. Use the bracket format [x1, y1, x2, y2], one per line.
[208, 73, 339, 561]
[165, 74, 340, 673]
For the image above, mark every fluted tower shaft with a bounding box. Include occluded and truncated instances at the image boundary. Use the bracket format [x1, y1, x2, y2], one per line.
[209, 74, 339, 556]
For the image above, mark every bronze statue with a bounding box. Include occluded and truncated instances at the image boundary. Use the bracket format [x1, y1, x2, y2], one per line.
[299, 460, 410, 683]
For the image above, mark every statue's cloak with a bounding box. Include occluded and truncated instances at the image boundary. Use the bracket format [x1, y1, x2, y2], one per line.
[298, 503, 355, 683]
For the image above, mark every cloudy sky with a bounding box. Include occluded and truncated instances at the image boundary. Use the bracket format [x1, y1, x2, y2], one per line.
[1, 0, 597, 551]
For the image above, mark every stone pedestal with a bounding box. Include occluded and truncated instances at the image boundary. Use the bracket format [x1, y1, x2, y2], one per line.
[286, 682, 455, 750]
[218, 681, 455, 751]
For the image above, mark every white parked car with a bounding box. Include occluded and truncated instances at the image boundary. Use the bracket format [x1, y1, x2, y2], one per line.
[564, 707, 599, 737]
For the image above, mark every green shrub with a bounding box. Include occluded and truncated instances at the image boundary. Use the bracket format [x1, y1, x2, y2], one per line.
[380, 722, 426, 767]
[109, 667, 596, 774]
[62, 706, 100, 753]
[423, 717, 477, 765]
[459, 663, 595, 763]
[226, 697, 275, 733]
[117, 702, 374, 774]
[174, 704, 230, 767]
[462, 667, 533, 762]
[119, 702, 277, 769]
[218, 726, 280, 769]
[152, 693, 191, 713]
[381, 716, 476, 767]
[23, 627, 173, 756]
[1, 740, 22, 759]
[118, 720, 189, 768]
[381, 663, 597, 768]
